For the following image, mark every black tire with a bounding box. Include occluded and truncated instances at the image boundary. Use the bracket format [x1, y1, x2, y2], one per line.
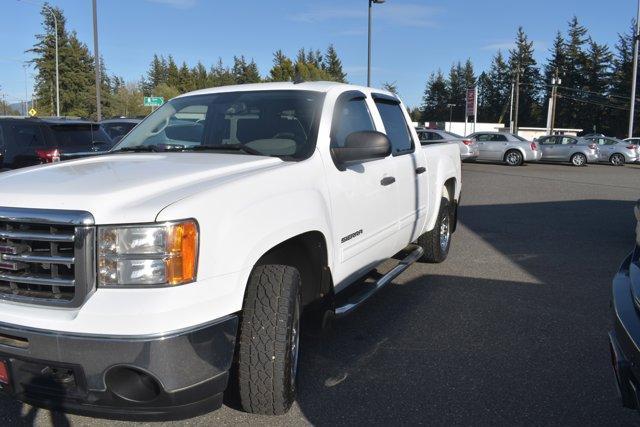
[417, 196, 452, 263]
[236, 264, 301, 415]
[504, 149, 523, 166]
[610, 153, 625, 166]
[570, 153, 587, 166]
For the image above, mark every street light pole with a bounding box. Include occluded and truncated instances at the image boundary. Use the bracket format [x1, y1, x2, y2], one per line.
[42, 5, 59, 117]
[629, 0, 640, 138]
[367, 0, 385, 87]
[447, 103, 456, 132]
[92, 0, 101, 121]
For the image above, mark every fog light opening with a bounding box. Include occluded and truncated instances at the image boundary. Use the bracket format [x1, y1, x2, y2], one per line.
[105, 366, 162, 403]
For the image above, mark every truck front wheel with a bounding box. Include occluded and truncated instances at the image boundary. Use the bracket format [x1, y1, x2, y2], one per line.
[417, 196, 452, 263]
[236, 264, 301, 415]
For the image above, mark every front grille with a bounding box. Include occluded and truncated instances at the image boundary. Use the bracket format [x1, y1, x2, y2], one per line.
[0, 208, 95, 307]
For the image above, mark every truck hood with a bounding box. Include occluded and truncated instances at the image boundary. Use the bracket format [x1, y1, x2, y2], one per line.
[0, 153, 283, 224]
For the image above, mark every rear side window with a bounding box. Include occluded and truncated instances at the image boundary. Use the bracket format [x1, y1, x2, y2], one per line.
[331, 98, 375, 148]
[12, 123, 47, 149]
[539, 137, 555, 145]
[491, 134, 508, 142]
[374, 100, 413, 154]
[49, 124, 112, 152]
[559, 137, 576, 145]
[418, 131, 440, 143]
[476, 134, 492, 142]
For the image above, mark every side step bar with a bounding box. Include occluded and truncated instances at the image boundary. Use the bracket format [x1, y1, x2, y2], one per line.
[334, 244, 424, 318]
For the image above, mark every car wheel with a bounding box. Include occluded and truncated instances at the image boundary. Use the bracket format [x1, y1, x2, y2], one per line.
[236, 264, 301, 415]
[610, 153, 625, 166]
[504, 150, 524, 166]
[418, 194, 452, 263]
[571, 153, 587, 166]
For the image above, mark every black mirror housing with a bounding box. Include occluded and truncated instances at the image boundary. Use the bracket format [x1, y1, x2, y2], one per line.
[331, 131, 391, 167]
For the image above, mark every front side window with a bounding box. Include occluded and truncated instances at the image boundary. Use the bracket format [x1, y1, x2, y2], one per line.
[115, 90, 323, 160]
[331, 97, 375, 148]
[559, 137, 576, 145]
[374, 100, 413, 154]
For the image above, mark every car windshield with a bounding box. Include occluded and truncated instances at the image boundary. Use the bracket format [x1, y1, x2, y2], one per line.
[114, 90, 323, 159]
[102, 122, 138, 140]
[50, 124, 113, 152]
[511, 134, 527, 142]
[443, 131, 463, 138]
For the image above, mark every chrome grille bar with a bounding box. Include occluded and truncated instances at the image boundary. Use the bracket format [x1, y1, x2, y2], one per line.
[0, 273, 75, 287]
[2, 253, 75, 265]
[0, 230, 75, 242]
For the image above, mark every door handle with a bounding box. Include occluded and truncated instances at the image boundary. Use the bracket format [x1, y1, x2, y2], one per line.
[380, 176, 396, 186]
[415, 167, 426, 174]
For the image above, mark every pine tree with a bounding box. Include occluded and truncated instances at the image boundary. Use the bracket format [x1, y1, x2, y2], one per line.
[447, 62, 464, 121]
[192, 62, 208, 90]
[209, 58, 235, 87]
[561, 17, 589, 128]
[509, 27, 542, 126]
[232, 56, 261, 84]
[610, 21, 637, 136]
[478, 51, 510, 122]
[147, 54, 166, 90]
[382, 81, 399, 95]
[582, 40, 612, 133]
[166, 56, 180, 89]
[421, 71, 450, 122]
[269, 50, 295, 82]
[323, 44, 347, 82]
[177, 61, 192, 93]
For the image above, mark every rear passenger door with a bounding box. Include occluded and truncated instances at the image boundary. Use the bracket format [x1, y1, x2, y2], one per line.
[474, 133, 492, 160]
[373, 95, 428, 247]
[556, 136, 577, 160]
[538, 136, 557, 160]
[488, 134, 508, 160]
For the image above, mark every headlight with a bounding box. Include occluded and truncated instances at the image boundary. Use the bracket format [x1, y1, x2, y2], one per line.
[98, 220, 198, 287]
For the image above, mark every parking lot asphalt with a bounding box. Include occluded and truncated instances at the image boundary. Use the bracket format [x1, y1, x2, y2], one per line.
[2, 161, 639, 426]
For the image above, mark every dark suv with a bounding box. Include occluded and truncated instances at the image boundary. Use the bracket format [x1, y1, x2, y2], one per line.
[0, 117, 114, 171]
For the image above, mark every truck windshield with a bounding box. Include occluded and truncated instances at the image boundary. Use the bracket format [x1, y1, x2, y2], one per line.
[113, 90, 323, 160]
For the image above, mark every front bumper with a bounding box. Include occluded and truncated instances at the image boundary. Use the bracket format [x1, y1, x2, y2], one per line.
[0, 315, 238, 420]
[610, 247, 640, 411]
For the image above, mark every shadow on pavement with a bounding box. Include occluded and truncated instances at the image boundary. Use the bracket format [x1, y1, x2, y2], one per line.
[294, 199, 638, 425]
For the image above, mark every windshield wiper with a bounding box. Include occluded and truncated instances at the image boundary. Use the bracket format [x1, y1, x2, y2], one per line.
[110, 146, 155, 153]
[182, 145, 265, 156]
[111, 144, 186, 153]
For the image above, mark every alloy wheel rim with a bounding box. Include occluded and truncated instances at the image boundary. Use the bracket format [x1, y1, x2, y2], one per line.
[611, 154, 623, 166]
[573, 155, 585, 166]
[440, 212, 450, 251]
[506, 152, 520, 165]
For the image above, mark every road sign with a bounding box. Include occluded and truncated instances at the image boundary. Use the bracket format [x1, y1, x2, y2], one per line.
[465, 88, 477, 117]
[144, 96, 164, 107]
[28, 108, 37, 117]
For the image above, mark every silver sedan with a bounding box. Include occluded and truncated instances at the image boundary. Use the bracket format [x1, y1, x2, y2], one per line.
[584, 136, 640, 166]
[536, 135, 599, 166]
[416, 128, 479, 161]
[466, 132, 542, 166]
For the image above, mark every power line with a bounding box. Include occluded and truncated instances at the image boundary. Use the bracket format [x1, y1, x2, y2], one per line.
[559, 94, 630, 111]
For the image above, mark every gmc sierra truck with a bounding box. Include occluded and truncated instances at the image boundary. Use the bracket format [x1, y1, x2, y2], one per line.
[0, 82, 461, 419]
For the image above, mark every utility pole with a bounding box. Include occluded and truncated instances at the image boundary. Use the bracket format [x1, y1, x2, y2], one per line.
[509, 81, 515, 133]
[43, 5, 60, 117]
[92, 0, 102, 121]
[513, 65, 521, 135]
[629, 0, 640, 138]
[23, 64, 28, 115]
[550, 70, 560, 135]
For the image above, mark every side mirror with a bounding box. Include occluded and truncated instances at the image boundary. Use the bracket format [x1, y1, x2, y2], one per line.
[331, 131, 391, 167]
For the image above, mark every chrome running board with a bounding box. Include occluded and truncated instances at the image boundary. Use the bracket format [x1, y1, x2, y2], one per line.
[334, 244, 424, 318]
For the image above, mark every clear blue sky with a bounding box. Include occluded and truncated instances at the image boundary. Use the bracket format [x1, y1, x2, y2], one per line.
[0, 0, 636, 108]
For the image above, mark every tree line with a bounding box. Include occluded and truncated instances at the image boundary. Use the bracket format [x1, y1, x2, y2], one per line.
[28, 5, 347, 119]
[418, 17, 639, 137]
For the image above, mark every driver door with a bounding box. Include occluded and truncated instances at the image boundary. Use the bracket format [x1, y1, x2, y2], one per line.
[322, 92, 399, 288]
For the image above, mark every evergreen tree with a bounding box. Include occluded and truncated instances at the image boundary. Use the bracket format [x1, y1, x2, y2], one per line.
[192, 61, 208, 90]
[508, 27, 542, 126]
[166, 56, 180, 88]
[560, 17, 589, 127]
[147, 54, 166, 90]
[447, 62, 464, 121]
[209, 58, 235, 87]
[269, 50, 295, 82]
[478, 51, 510, 122]
[582, 40, 612, 133]
[232, 56, 261, 84]
[323, 44, 347, 82]
[382, 81, 399, 96]
[177, 61, 192, 93]
[421, 71, 449, 122]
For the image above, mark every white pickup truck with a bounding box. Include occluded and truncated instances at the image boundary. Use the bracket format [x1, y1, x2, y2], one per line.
[0, 82, 461, 419]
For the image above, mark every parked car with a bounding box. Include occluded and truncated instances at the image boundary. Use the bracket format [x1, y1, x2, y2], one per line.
[0, 82, 461, 419]
[609, 199, 640, 411]
[416, 128, 479, 161]
[536, 135, 599, 166]
[583, 135, 640, 166]
[466, 131, 541, 166]
[0, 117, 113, 170]
[624, 137, 640, 152]
[100, 118, 142, 143]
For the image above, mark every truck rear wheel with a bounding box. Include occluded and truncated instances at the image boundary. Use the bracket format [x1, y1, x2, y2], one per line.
[236, 264, 301, 415]
[417, 196, 452, 263]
